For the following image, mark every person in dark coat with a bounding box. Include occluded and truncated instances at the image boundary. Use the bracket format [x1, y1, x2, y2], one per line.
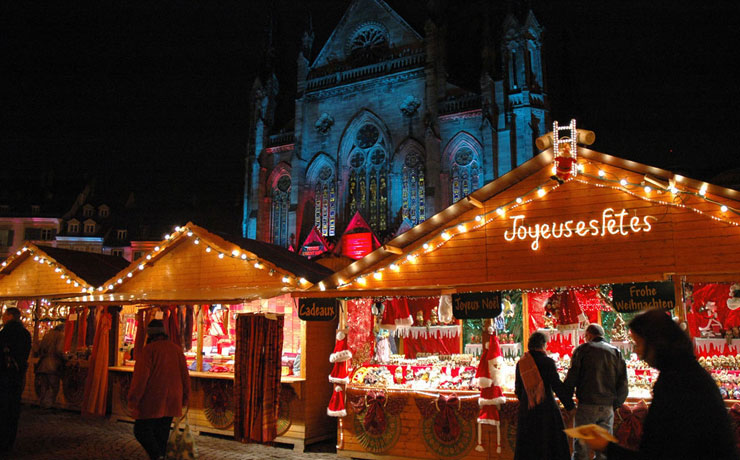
[515, 331, 575, 460]
[584, 309, 739, 460]
[0, 307, 32, 453]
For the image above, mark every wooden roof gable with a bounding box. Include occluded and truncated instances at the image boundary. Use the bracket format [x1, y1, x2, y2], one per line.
[79, 222, 331, 303]
[0, 243, 127, 299]
[310, 148, 740, 295]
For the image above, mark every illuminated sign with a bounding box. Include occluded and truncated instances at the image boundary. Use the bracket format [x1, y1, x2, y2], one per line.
[612, 281, 675, 312]
[342, 233, 373, 259]
[503, 207, 658, 250]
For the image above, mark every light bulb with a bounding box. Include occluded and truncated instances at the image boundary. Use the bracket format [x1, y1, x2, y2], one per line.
[423, 243, 430, 249]
[206, 247, 212, 253]
[475, 215, 482, 222]
[232, 250, 240, 257]
[241, 254, 247, 260]
[299, 277, 308, 284]
[516, 197, 523, 204]
[390, 263, 400, 271]
[218, 253, 224, 259]
[154, 246, 160, 251]
[164, 234, 171, 240]
[457, 224, 466, 232]
[319, 282, 326, 291]
[620, 179, 628, 186]
[373, 272, 382, 280]
[598, 170, 606, 177]
[407, 254, 416, 262]
[187, 231, 193, 237]
[139, 264, 145, 270]
[194, 238, 200, 245]
[442, 232, 451, 240]
[699, 184, 708, 196]
[721, 205, 728, 212]
[537, 188, 546, 197]
[146, 254, 152, 260]
[496, 207, 505, 216]
[644, 186, 651, 193]
[282, 276, 290, 283]
[357, 277, 367, 285]
[127, 272, 133, 277]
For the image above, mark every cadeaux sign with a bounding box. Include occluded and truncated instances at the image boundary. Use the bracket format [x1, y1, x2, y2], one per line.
[298, 298, 338, 321]
[612, 281, 675, 313]
[452, 292, 502, 319]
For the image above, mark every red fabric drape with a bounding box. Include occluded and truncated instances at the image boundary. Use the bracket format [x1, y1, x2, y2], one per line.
[81, 307, 111, 417]
[77, 308, 88, 349]
[688, 283, 736, 336]
[166, 305, 181, 347]
[234, 313, 284, 443]
[403, 334, 458, 358]
[528, 292, 552, 331]
[63, 316, 75, 353]
[347, 299, 373, 363]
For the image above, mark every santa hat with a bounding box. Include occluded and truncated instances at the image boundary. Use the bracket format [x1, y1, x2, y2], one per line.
[474, 331, 506, 453]
[329, 330, 352, 385]
[380, 297, 413, 329]
[327, 385, 347, 417]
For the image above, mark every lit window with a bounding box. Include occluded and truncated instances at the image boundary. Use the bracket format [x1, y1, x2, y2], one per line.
[402, 150, 426, 226]
[68, 221, 79, 233]
[84, 223, 96, 234]
[314, 166, 336, 237]
[116, 229, 127, 240]
[271, 175, 291, 247]
[450, 147, 481, 204]
[348, 124, 388, 232]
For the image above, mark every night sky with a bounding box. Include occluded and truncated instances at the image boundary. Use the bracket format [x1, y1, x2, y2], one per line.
[2, 1, 739, 234]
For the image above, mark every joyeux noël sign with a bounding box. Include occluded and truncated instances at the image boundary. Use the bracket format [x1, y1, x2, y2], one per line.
[298, 298, 338, 321]
[452, 292, 502, 319]
[504, 207, 658, 250]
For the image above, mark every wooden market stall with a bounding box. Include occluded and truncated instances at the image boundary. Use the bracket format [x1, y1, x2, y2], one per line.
[53, 222, 336, 451]
[300, 131, 740, 459]
[0, 244, 129, 409]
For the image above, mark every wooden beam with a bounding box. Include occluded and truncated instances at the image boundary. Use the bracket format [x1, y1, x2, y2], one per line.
[382, 244, 403, 255]
[465, 196, 484, 208]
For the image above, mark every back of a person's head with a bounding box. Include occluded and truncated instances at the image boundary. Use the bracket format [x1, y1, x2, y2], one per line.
[629, 310, 693, 368]
[586, 323, 604, 338]
[528, 331, 547, 350]
[4, 307, 21, 320]
[146, 319, 168, 341]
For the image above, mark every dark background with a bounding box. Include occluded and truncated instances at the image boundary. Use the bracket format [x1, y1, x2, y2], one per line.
[2, 1, 739, 233]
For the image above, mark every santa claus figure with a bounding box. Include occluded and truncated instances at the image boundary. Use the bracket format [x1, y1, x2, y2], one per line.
[329, 330, 353, 384]
[475, 328, 507, 453]
[327, 385, 347, 417]
[554, 142, 576, 181]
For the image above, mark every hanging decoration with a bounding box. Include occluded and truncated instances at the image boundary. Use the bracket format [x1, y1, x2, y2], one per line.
[474, 329, 507, 453]
[348, 389, 406, 453]
[552, 119, 578, 182]
[414, 392, 478, 458]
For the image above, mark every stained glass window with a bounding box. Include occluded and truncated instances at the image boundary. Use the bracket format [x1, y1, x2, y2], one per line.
[348, 124, 388, 232]
[402, 151, 426, 225]
[271, 175, 291, 246]
[314, 166, 336, 237]
[451, 147, 481, 203]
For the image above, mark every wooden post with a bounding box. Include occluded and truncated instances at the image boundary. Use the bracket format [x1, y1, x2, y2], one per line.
[196, 304, 203, 372]
[673, 276, 688, 334]
[522, 292, 530, 351]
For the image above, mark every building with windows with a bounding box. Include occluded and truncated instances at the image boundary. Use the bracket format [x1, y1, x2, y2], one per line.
[243, 0, 548, 256]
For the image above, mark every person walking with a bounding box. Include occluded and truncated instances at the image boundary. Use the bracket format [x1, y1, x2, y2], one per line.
[0, 307, 32, 453]
[128, 319, 190, 460]
[584, 310, 738, 460]
[34, 323, 66, 409]
[514, 331, 575, 460]
[564, 323, 628, 460]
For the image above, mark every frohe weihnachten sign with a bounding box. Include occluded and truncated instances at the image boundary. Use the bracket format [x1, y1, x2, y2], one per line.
[612, 281, 675, 313]
[452, 292, 502, 319]
[298, 298, 338, 321]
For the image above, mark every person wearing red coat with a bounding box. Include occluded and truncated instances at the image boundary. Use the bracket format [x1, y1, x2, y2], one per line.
[128, 319, 190, 460]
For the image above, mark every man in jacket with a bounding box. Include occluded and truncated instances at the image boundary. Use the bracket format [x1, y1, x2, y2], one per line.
[128, 319, 190, 460]
[0, 307, 32, 453]
[564, 323, 628, 460]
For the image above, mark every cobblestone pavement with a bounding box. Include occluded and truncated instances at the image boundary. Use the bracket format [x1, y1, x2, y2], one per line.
[7, 406, 337, 460]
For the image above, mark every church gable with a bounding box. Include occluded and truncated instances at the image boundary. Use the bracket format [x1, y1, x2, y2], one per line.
[312, 0, 422, 69]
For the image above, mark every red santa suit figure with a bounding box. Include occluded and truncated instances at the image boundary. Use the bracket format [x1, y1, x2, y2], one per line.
[329, 330, 353, 385]
[475, 329, 507, 453]
[554, 142, 575, 181]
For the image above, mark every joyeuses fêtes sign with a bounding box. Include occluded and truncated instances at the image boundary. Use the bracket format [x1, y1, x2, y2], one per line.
[503, 207, 658, 250]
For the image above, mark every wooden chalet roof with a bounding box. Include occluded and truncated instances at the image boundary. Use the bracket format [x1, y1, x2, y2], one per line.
[305, 147, 740, 297]
[54, 222, 332, 305]
[0, 243, 129, 299]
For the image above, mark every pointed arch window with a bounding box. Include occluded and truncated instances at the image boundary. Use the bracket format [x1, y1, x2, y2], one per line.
[451, 147, 481, 203]
[314, 166, 336, 237]
[402, 150, 425, 225]
[271, 175, 291, 247]
[348, 124, 388, 232]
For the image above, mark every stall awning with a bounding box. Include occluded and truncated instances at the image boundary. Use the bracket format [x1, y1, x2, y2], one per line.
[53, 285, 295, 305]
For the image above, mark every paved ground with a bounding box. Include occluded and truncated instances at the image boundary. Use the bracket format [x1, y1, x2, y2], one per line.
[7, 405, 337, 460]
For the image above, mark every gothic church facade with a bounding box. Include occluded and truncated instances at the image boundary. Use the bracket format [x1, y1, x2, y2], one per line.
[243, 0, 547, 253]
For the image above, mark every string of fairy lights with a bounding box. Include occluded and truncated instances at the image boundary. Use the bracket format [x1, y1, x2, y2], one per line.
[331, 160, 740, 290]
[102, 226, 312, 294]
[0, 227, 312, 296]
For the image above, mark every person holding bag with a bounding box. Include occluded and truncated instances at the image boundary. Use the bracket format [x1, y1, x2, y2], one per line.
[128, 319, 190, 460]
[514, 331, 575, 460]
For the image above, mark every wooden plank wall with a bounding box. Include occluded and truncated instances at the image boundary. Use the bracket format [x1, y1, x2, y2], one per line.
[0, 257, 83, 298]
[338, 165, 740, 290]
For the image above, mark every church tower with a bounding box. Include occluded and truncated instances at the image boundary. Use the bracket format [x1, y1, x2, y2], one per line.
[243, 0, 549, 255]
